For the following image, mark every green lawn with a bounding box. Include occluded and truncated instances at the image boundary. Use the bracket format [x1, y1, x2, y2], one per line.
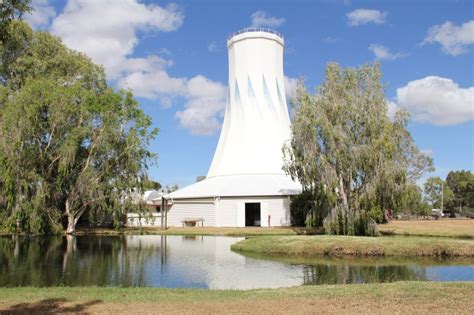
[231, 235, 474, 257]
[0, 282, 472, 314]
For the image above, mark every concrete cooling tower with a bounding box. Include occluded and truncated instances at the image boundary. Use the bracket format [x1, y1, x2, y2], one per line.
[164, 28, 301, 227]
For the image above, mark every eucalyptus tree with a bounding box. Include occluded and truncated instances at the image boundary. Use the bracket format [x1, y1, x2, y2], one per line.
[0, 22, 158, 234]
[445, 170, 474, 214]
[283, 63, 433, 235]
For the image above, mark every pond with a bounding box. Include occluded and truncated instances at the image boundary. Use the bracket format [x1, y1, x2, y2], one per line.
[0, 235, 472, 289]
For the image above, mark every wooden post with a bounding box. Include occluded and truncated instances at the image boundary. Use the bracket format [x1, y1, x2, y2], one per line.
[164, 199, 168, 229]
[161, 197, 164, 230]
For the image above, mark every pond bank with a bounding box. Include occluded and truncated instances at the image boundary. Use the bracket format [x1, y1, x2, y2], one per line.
[75, 226, 300, 236]
[231, 235, 474, 258]
[0, 282, 472, 314]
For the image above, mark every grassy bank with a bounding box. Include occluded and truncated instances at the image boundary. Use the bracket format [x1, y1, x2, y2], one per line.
[379, 219, 474, 238]
[231, 235, 474, 257]
[0, 282, 472, 314]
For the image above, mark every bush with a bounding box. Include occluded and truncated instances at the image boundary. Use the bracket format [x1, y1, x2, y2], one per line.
[368, 205, 384, 223]
[323, 209, 379, 236]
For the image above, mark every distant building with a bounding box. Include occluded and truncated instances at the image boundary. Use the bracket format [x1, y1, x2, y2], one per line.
[162, 29, 301, 227]
[126, 190, 164, 227]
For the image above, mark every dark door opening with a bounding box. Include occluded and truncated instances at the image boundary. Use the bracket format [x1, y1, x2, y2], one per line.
[245, 203, 261, 227]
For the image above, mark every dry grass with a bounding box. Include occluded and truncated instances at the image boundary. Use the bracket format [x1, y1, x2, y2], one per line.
[231, 235, 474, 257]
[379, 219, 474, 238]
[0, 282, 472, 314]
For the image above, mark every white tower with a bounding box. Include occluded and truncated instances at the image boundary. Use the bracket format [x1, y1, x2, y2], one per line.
[208, 29, 292, 177]
[164, 29, 300, 228]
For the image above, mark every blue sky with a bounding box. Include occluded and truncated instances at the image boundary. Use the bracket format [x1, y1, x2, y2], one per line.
[26, 0, 473, 187]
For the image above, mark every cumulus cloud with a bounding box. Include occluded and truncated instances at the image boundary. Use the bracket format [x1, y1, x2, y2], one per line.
[284, 76, 298, 100]
[346, 9, 387, 26]
[50, 0, 184, 79]
[175, 76, 227, 135]
[422, 20, 474, 56]
[369, 44, 407, 60]
[386, 100, 400, 120]
[24, 0, 56, 29]
[251, 11, 285, 28]
[393, 76, 474, 126]
[49, 0, 230, 136]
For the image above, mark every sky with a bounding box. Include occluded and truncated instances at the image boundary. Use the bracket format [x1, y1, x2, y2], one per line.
[24, 0, 474, 188]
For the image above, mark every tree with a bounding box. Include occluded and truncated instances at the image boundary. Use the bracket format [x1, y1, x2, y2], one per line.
[283, 63, 433, 235]
[445, 170, 474, 214]
[0, 0, 32, 44]
[399, 183, 430, 216]
[423, 177, 454, 211]
[142, 177, 162, 191]
[0, 22, 158, 234]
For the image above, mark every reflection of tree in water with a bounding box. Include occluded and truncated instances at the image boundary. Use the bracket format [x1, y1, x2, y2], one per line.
[303, 263, 427, 285]
[0, 236, 64, 286]
[0, 236, 161, 287]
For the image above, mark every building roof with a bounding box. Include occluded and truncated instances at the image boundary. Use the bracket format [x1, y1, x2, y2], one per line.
[161, 174, 301, 200]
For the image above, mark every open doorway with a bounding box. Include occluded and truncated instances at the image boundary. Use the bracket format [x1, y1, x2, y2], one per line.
[245, 203, 261, 226]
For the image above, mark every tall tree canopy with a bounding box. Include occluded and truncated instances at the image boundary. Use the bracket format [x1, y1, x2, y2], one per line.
[283, 63, 433, 235]
[0, 21, 158, 234]
[445, 170, 474, 214]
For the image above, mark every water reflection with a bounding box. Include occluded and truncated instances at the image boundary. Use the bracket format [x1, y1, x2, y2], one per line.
[0, 235, 472, 289]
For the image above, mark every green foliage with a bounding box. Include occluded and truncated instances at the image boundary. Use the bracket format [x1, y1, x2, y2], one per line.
[0, 22, 158, 234]
[423, 177, 454, 211]
[284, 63, 433, 235]
[398, 183, 431, 216]
[0, 0, 32, 44]
[445, 170, 474, 215]
[368, 205, 384, 224]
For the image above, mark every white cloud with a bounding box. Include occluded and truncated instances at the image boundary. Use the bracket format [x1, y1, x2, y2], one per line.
[393, 76, 474, 126]
[48, 0, 229, 136]
[50, 0, 184, 79]
[175, 76, 227, 135]
[251, 11, 285, 28]
[422, 20, 474, 56]
[284, 76, 298, 100]
[346, 9, 387, 26]
[208, 41, 219, 53]
[369, 44, 407, 60]
[118, 69, 187, 103]
[386, 100, 400, 120]
[24, 0, 56, 29]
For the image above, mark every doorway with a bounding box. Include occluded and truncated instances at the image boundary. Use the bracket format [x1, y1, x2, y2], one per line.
[245, 203, 261, 226]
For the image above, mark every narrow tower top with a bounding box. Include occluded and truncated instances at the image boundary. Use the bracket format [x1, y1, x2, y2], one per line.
[227, 28, 284, 47]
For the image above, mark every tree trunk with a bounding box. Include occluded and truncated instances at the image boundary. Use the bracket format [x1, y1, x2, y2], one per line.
[65, 199, 76, 234]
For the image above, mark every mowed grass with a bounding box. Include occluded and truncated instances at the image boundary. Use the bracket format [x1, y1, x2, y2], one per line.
[231, 235, 474, 257]
[0, 282, 472, 314]
[379, 219, 474, 238]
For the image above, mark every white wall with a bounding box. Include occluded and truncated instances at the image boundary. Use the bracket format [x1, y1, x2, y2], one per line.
[166, 199, 216, 227]
[217, 196, 290, 227]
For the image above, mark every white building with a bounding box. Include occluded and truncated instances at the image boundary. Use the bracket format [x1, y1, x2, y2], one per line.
[163, 28, 301, 227]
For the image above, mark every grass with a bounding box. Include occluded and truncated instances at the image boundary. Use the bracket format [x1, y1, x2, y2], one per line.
[378, 219, 474, 238]
[0, 282, 472, 314]
[231, 235, 474, 258]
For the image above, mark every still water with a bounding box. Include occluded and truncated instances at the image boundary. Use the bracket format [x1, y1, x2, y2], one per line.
[0, 235, 472, 289]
